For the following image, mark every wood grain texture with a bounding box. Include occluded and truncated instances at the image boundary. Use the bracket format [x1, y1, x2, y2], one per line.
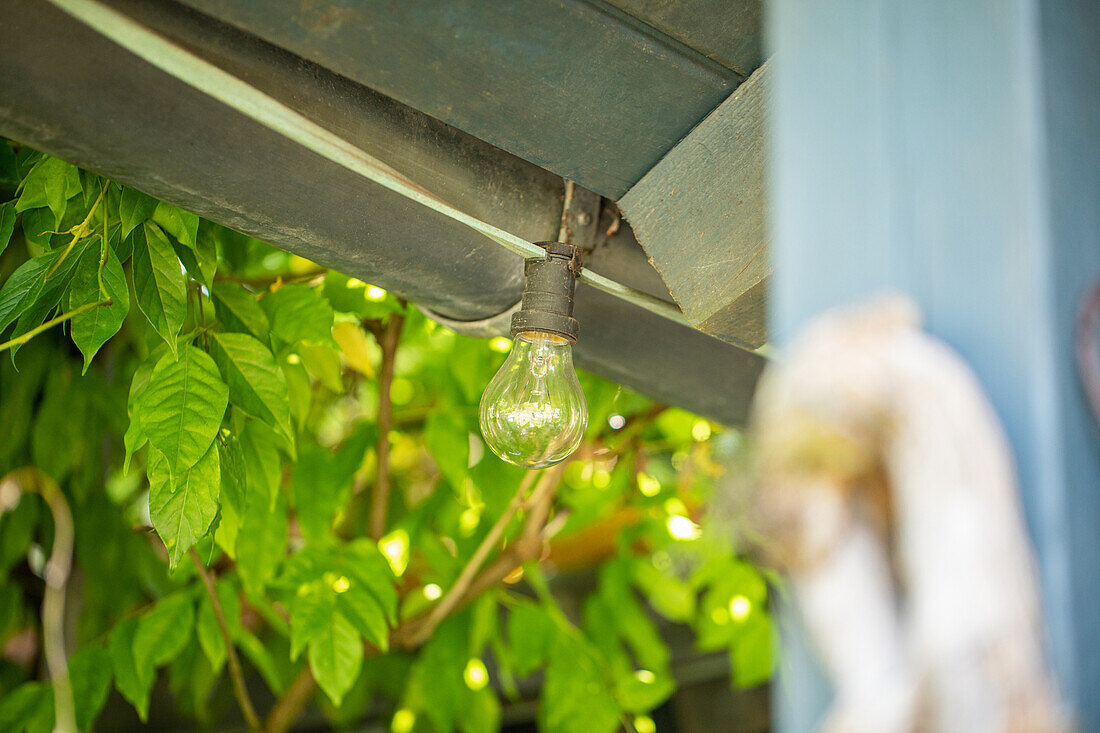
[619, 61, 770, 348]
[606, 0, 764, 75]
[173, 0, 745, 198]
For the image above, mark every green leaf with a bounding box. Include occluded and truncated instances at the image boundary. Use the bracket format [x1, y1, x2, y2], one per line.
[133, 593, 196, 685]
[237, 489, 287, 595]
[461, 685, 502, 733]
[507, 602, 555, 676]
[425, 411, 469, 489]
[153, 201, 199, 248]
[0, 246, 82, 335]
[290, 581, 337, 659]
[298, 342, 344, 393]
[292, 446, 348, 543]
[17, 207, 54, 249]
[109, 617, 154, 721]
[196, 578, 242, 672]
[211, 281, 269, 340]
[131, 221, 187, 353]
[139, 346, 228, 476]
[260, 283, 334, 346]
[148, 442, 221, 566]
[217, 431, 247, 515]
[69, 644, 112, 731]
[209, 332, 294, 450]
[308, 611, 363, 705]
[42, 158, 74, 229]
[240, 420, 282, 509]
[632, 558, 696, 623]
[404, 615, 466, 733]
[236, 628, 286, 695]
[169, 220, 217, 286]
[123, 353, 159, 473]
[339, 539, 398, 624]
[17, 157, 78, 228]
[0, 202, 15, 257]
[540, 637, 620, 733]
[730, 611, 774, 687]
[7, 241, 88, 357]
[339, 582, 389, 652]
[118, 186, 158, 238]
[614, 666, 675, 714]
[68, 243, 130, 373]
[0, 682, 51, 733]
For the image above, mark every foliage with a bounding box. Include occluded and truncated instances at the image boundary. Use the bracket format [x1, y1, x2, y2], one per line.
[0, 141, 773, 732]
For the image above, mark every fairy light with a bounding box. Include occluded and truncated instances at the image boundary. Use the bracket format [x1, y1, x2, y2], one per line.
[464, 658, 489, 690]
[378, 529, 410, 576]
[391, 709, 415, 733]
[729, 594, 752, 622]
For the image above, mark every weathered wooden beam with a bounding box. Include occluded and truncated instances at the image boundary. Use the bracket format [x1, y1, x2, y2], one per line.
[171, 0, 752, 199]
[620, 62, 770, 350]
[0, 0, 768, 426]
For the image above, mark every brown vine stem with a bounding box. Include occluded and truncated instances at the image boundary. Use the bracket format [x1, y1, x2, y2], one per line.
[264, 463, 566, 733]
[0, 468, 77, 733]
[262, 665, 315, 733]
[189, 549, 261, 731]
[407, 469, 542, 646]
[367, 310, 405, 540]
[0, 299, 112, 354]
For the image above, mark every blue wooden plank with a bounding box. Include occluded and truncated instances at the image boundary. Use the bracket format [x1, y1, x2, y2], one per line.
[766, 0, 1100, 728]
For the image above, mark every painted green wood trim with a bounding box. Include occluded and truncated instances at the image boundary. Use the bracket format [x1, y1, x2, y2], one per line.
[620, 61, 770, 348]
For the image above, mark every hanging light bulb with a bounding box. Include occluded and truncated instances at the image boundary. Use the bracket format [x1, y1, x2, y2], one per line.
[479, 242, 587, 468]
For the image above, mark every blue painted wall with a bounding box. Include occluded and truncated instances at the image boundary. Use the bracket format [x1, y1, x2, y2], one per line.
[766, 0, 1100, 728]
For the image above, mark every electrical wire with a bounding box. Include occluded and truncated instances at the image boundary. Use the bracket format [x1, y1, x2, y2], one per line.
[46, 0, 694, 329]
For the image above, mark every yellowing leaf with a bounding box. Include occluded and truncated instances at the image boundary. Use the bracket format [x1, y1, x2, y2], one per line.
[332, 321, 375, 377]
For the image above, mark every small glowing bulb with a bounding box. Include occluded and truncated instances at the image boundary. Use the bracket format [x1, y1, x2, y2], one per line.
[464, 658, 489, 690]
[391, 709, 415, 733]
[634, 669, 656, 684]
[729, 594, 752, 622]
[423, 583, 442, 600]
[459, 507, 481, 536]
[479, 331, 586, 468]
[666, 514, 701, 541]
[378, 529, 409, 576]
[608, 413, 625, 430]
[489, 336, 513, 353]
[634, 716, 657, 733]
[366, 285, 387, 301]
[637, 472, 661, 497]
[692, 419, 712, 442]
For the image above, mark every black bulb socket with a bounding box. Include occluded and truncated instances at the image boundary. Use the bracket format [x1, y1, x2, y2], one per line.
[510, 241, 582, 343]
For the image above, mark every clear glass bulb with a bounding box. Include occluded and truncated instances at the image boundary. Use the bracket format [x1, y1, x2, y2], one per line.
[479, 331, 587, 468]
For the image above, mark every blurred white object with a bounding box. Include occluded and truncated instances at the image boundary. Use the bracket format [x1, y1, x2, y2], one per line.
[752, 297, 1067, 733]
